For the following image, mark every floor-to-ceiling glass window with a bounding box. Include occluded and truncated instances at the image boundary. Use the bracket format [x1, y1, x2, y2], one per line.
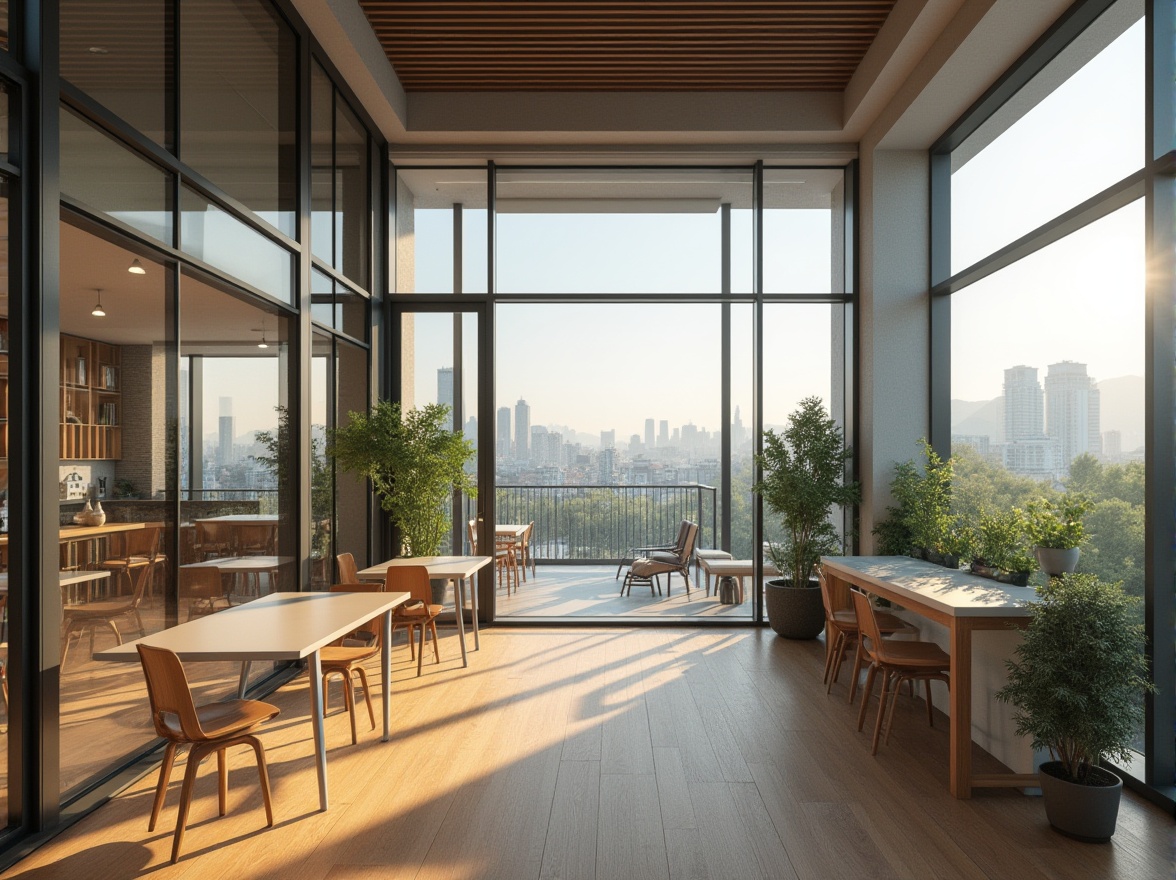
[0, 74, 16, 829]
[933, 0, 1169, 794]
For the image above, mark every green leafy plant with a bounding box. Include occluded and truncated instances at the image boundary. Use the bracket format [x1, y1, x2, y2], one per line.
[974, 508, 1035, 574]
[997, 573, 1153, 784]
[753, 396, 860, 588]
[1024, 494, 1092, 549]
[253, 408, 333, 558]
[876, 439, 969, 561]
[327, 401, 475, 557]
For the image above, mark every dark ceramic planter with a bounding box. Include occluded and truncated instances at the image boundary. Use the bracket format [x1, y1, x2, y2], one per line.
[1038, 761, 1122, 842]
[925, 550, 960, 569]
[995, 569, 1031, 587]
[764, 578, 825, 639]
[970, 561, 1000, 579]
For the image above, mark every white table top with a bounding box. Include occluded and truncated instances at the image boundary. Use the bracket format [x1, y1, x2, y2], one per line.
[0, 570, 111, 591]
[699, 558, 779, 576]
[194, 515, 279, 524]
[95, 591, 410, 663]
[820, 556, 1038, 618]
[357, 555, 493, 582]
[181, 555, 293, 572]
[495, 524, 528, 537]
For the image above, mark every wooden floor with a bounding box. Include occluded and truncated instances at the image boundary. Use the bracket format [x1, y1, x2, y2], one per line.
[497, 565, 754, 620]
[2, 627, 1171, 880]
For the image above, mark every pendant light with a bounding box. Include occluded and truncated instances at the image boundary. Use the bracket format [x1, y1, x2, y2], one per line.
[91, 288, 107, 318]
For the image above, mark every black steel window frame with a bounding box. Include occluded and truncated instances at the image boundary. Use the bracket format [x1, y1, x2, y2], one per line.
[928, 0, 1175, 810]
[389, 161, 856, 626]
[0, 0, 386, 865]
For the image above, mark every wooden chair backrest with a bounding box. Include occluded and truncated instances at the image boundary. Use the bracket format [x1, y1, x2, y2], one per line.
[467, 520, 478, 551]
[137, 644, 206, 742]
[850, 589, 888, 661]
[384, 564, 433, 606]
[523, 521, 535, 549]
[817, 568, 839, 625]
[236, 523, 275, 553]
[196, 521, 232, 547]
[329, 582, 384, 646]
[179, 567, 224, 601]
[336, 552, 359, 584]
[124, 524, 162, 558]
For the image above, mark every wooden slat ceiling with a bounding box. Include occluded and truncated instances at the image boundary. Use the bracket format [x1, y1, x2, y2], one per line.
[359, 1, 898, 92]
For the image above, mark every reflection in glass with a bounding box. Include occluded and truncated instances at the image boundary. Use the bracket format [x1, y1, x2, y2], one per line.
[495, 169, 751, 294]
[310, 61, 334, 267]
[57, 222, 178, 799]
[311, 336, 331, 589]
[335, 98, 369, 286]
[61, 0, 172, 149]
[951, 7, 1144, 272]
[180, 0, 296, 236]
[0, 79, 9, 163]
[0, 180, 9, 822]
[60, 107, 174, 246]
[180, 186, 293, 303]
[335, 341, 369, 568]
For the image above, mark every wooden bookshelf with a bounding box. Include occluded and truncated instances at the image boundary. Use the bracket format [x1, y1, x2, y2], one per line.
[60, 333, 121, 460]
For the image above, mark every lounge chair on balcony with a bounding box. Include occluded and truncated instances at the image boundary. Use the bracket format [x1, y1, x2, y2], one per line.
[621, 521, 698, 598]
[615, 519, 692, 579]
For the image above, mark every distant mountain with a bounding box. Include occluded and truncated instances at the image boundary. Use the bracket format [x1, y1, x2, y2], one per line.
[951, 397, 1004, 443]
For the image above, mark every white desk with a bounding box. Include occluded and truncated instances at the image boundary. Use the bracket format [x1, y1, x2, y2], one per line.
[95, 590, 409, 811]
[356, 555, 492, 666]
[820, 555, 1037, 798]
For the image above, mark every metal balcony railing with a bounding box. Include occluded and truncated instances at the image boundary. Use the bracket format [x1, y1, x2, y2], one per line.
[476, 484, 718, 564]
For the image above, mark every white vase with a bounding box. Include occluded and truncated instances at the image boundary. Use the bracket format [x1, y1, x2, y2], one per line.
[88, 500, 106, 527]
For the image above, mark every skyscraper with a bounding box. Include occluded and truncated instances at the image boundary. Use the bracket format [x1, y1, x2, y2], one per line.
[437, 367, 454, 416]
[515, 398, 531, 460]
[217, 397, 234, 469]
[600, 429, 615, 449]
[497, 406, 512, 457]
[1045, 361, 1101, 472]
[1003, 365, 1043, 441]
[645, 418, 655, 449]
[659, 419, 669, 447]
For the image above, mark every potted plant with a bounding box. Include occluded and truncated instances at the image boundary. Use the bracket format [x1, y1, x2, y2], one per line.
[877, 440, 967, 567]
[1025, 494, 1092, 577]
[971, 509, 1035, 586]
[996, 573, 1153, 842]
[328, 402, 475, 596]
[754, 396, 859, 639]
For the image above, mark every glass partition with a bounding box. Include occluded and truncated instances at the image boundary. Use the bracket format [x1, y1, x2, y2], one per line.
[395, 168, 488, 294]
[763, 168, 844, 294]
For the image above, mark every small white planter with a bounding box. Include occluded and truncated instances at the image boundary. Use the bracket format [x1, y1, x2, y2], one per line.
[1034, 546, 1080, 577]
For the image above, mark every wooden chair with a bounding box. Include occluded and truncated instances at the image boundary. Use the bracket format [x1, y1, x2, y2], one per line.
[385, 564, 443, 677]
[818, 569, 911, 698]
[517, 521, 537, 581]
[137, 644, 279, 864]
[851, 589, 951, 755]
[235, 523, 276, 556]
[469, 520, 515, 594]
[194, 521, 233, 560]
[179, 567, 231, 620]
[321, 583, 384, 744]
[93, 524, 162, 596]
[336, 552, 360, 584]
[61, 562, 153, 671]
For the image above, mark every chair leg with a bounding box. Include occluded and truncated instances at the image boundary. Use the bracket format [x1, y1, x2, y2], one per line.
[884, 674, 906, 746]
[172, 742, 210, 863]
[848, 640, 866, 704]
[925, 679, 935, 727]
[824, 631, 843, 690]
[245, 734, 275, 832]
[217, 748, 228, 816]
[429, 620, 441, 664]
[856, 662, 878, 732]
[355, 665, 376, 730]
[417, 619, 426, 677]
[148, 742, 178, 832]
[342, 668, 357, 745]
[871, 670, 893, 756]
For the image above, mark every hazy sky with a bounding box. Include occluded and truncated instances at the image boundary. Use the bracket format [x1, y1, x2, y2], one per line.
[949, 19, 1145, 402]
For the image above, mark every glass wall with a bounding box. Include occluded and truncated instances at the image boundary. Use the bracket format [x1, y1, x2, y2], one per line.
[938, 0, 1158, 777]
[394, 168, 488, 295]
[56, 221, 179, 797]
[179, 0, 297, 237]
[0, 175, 11, 825]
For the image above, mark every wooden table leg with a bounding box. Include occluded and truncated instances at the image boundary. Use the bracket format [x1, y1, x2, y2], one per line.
[949, 619, 973, 798]
[468, 576, 480, 651]
[236, 661, 252, 698]
[308, 649, 329, 810]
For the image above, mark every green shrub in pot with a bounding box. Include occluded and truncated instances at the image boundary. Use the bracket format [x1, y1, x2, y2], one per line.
[1025, 494, 1092, 577]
